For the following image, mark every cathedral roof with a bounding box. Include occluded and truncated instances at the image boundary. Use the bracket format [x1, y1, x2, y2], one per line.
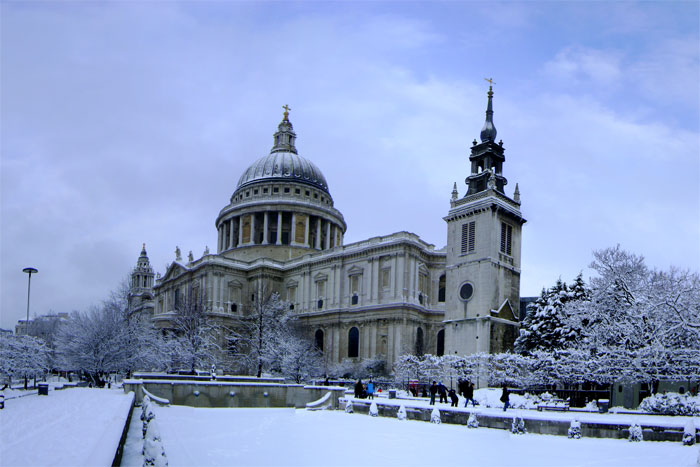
[236, 151, 329, 194]
[235, 108, 330, 194]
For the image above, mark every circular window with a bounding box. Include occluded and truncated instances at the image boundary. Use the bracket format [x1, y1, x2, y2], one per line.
[459, 283, 474, 301]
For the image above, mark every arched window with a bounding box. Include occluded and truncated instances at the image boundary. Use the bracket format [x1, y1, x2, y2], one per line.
[416, 327, 424, 356]
[438, 274, 446, 302]
[436, 329, 445, 356]
[348, 327, 359, 358]
[315, 329, 324, 353]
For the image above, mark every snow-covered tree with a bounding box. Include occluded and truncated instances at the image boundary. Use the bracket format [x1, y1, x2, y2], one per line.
[279, 334, 323, 383]
[514, 275, 589, 354]
[227, 287, 297, 377]
[166, 288, 221, 374]
[565, 246, 700, 388]
[55, 280, 169, 382]
[0, 334, 50, 385]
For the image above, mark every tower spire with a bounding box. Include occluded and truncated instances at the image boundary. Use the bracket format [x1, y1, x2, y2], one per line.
[480, 79, 497, 143]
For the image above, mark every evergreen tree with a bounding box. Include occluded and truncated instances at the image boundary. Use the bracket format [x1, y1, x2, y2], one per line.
[514, 276, 588, 354]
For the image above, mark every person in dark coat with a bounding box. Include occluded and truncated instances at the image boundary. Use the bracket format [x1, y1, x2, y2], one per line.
[438, 381, 447, 403]
[354, 379, 364, 398]
[500, 384, 510, 411]
[448, 388, 459, 407]
[464, 380, 476, 407]
[429, 381, 437, 405]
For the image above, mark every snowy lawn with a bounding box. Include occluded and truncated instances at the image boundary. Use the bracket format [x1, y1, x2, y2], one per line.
[129, 405, 700, 467]
[0, 387, 133, 467]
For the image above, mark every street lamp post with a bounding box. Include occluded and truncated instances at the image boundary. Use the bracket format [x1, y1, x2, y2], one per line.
[22, 267, 38, 335]
[22, 267, 38, 390]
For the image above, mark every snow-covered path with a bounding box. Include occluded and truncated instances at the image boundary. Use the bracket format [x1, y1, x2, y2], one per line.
[0, 388, 133, 467]
[139, 405, 699, 467]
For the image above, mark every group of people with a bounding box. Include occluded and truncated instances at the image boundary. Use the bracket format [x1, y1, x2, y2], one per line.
[427, 379, 479, 407]
[354, 378, 375, 399]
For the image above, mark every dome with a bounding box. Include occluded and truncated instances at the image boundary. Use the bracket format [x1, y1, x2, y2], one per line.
[235, 151, 329, 194]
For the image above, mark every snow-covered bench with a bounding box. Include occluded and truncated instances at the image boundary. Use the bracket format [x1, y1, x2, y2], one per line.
[536, 399, 570, 411]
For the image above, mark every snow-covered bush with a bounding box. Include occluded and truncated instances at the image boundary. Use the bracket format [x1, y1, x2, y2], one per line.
[143, 419, 168, 466]
[584, 399, 598, 411]
[397, 405, 407, 421]
[141, 403, 155, 438]
[568, 420, 581, 439]
[639, 392, 700, 416]
[344, 400, 353, 413]
[467, 412, 478, 428]
[430, 407, 441, 424]
[369, 402, 378, 417]
[683, 420, 696, 446]
[511, 414, 526, 434]
[628, 423, 643, 442]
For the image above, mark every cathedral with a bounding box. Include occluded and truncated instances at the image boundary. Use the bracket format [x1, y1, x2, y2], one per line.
[129, 85, 525, 370]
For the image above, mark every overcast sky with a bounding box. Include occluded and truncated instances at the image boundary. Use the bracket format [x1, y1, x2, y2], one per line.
[1, 1, 698, 330]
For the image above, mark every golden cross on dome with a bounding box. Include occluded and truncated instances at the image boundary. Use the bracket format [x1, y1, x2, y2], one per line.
[282, 104, 291, 120]
[484, 77, 495, 86]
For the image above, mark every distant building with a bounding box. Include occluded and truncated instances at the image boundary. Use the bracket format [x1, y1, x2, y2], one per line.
[132, 86, 525, 369]
[15, 312, 68, 345]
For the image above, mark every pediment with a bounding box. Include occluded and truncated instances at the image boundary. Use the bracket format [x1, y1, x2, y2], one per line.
[313, 272, 328, 282]
[228, 279, 243, 288]
[492, 299, 518, 321]
[160, 262, 189, 282]
[347, 265, 364, 276]
[286, 279, 299, 288]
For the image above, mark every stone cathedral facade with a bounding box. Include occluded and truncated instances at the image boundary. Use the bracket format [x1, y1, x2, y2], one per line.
[132, 88, 524, 370]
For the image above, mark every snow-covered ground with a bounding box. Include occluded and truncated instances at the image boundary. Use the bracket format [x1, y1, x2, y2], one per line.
[121, 405, 699, 467]
[0, 387, 133, 467]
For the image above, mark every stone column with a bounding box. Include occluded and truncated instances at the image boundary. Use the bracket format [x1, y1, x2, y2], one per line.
[315, 218, 321, 249]
[304, 215, 310, 247]
[263, 212, 269, 245]
[250, 214, 256, 245]
[229, 219, 235, 249]
[238, 216, 243, 246]
[217, 225, 222, 252]
[291, 213, 297, 246]
[325, 222, 331, 249]
[276, 212, 283, 245]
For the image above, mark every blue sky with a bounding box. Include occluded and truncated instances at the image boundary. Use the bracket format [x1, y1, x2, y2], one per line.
[1, 1, 698, 329]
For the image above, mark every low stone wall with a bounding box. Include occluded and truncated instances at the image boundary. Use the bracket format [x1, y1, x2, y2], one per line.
[344, 399, 699, 443]
[124, 379, 345, 409]
[131, 373, 285, 384]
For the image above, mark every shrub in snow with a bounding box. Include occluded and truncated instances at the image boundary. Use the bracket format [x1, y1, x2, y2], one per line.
[639, 392, 700, 416]
[568, 420, 581, 439]
[143, 420, 168, 467]
[369, 402, 378, 417]
[467, 412, 479, 429]
[511, 415, 526, 434]
[430, 407, 441, 424]
[397, 405, 407, 421]
[683, 420, 696, 446]
[141, 405, 155, 438]
[193, 391, 200, 397]
[344, 400, 353, 413]
[628, 423, 643, 442]
[584, 400, 598, 411]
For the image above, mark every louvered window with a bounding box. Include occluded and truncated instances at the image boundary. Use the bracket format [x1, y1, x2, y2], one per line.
[461, 221, 476, 254]
[500, 222, 513, 256]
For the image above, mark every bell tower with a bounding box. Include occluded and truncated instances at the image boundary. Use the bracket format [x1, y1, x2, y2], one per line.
[443, 83, 525, 359]
[128, 244, 155, 317]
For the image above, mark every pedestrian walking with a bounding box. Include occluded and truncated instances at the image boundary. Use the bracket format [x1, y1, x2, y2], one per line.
[438, 381, 447, 404]
[448, 389, 459, 407]
[354, 379, 364, 398]
[429, 381, 437, 405]
[500, 384, 510, 411]
[464, 380, 476, 407]
[367, 379, 375, 400]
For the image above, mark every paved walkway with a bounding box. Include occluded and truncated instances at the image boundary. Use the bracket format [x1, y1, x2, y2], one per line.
[0, 387, 133, 466]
